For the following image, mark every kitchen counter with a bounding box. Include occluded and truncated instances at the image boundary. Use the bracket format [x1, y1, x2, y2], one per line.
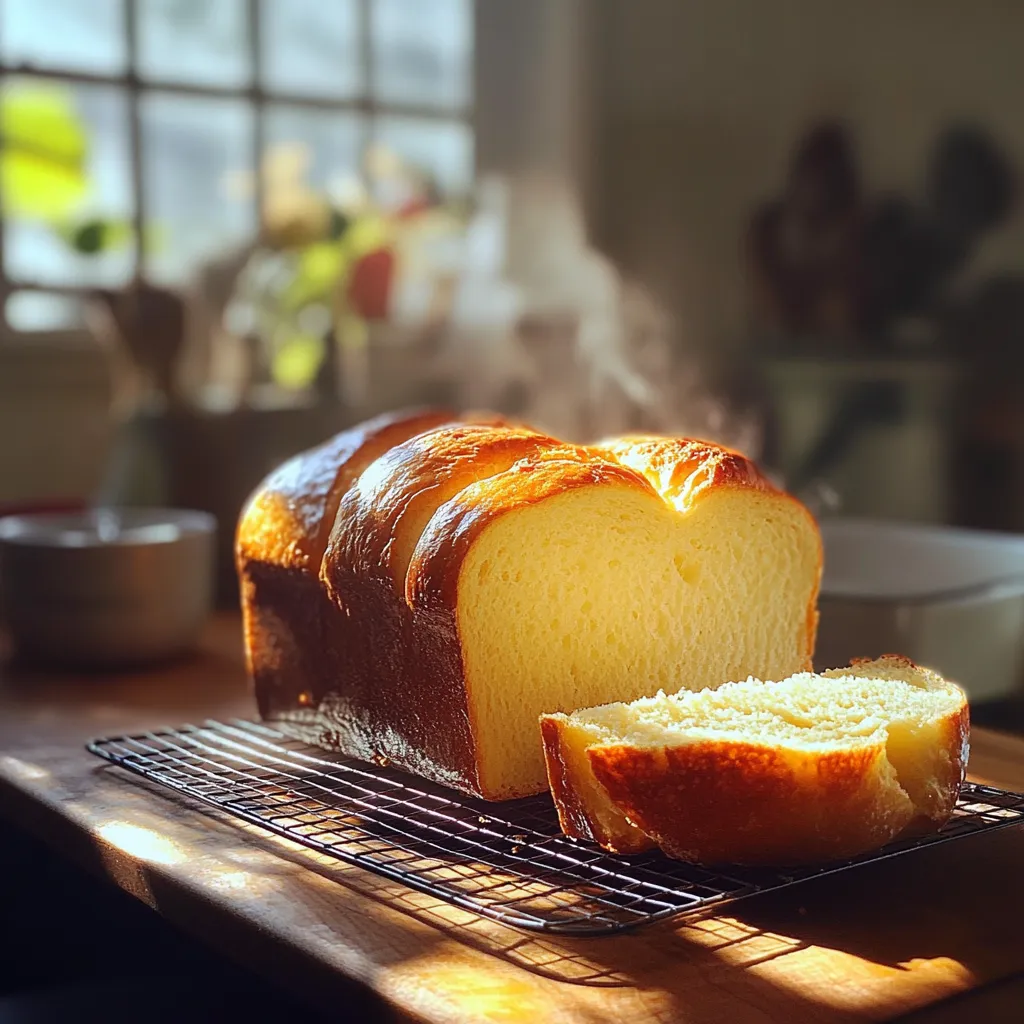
[2, 614, 1024, 1022]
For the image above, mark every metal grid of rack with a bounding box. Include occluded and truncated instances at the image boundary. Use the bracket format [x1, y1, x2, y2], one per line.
[88, 720, 1024, 936]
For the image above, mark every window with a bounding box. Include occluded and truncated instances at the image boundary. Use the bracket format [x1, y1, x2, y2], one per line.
[0, 0, 473, 327]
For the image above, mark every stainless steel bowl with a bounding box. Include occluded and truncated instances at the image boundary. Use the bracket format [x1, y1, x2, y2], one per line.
[0, 507, 216, 667]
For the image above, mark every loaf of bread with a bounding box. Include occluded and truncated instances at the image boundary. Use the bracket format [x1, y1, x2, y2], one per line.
[541, 656, 969, 864]
[238, 411, 822, 800]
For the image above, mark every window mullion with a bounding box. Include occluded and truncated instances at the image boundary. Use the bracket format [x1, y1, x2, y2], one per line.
[0, 62, 468, 119]
[0, 65, 8, 311]
[249, 0, 265, 239]
[358, 0, 373, 162]
[125, 0, 145, 283]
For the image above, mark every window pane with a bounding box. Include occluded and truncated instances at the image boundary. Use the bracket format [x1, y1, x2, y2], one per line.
[5, 291, 84, 332]
[0, 0, 126, 74]
[141, 95, 255, 286]
[373, 117, 473, 198]
[138, 0, 250, 87]
[2, 80, 134, 288]
[371, 0, 471, 110]
[264, 106, 362, 199]
[260, 0, 360, 98]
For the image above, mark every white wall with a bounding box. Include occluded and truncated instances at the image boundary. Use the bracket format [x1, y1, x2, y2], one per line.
[474, 0, 594, 201]
[593, 0, 1024, 355]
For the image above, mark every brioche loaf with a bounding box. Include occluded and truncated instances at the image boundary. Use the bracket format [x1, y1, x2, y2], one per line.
[541, 656, 969, 865]
[238, 411, 822, 800]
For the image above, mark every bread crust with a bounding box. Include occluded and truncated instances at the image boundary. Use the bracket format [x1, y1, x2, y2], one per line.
[587, 740, 916, 866]
[540, 716, 655, 854]
[237, 408, 456, 573]
[595, 436, 776, 508]
[237, 409, 458, 721]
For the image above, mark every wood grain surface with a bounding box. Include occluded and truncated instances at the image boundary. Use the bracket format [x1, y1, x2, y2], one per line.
[2, 614, 1024, 1023]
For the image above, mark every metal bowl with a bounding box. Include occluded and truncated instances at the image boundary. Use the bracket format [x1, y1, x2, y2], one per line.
[0, 507, 216, 668]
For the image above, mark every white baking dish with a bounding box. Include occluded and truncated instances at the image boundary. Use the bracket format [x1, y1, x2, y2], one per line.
[817, 518, 1024, 702]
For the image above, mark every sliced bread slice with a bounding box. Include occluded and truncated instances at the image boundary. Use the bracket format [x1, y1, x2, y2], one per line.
[540, 656, 968, 865]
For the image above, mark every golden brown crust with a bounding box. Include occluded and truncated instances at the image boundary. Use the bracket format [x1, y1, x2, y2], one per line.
[539, 717, 592, 838]
[595, 436, 775, 510]
[587, 739, 918, 866]
[331, 424, 563, 592]
[237, 408, 457, 574]
[540, 716, 655, 854]
[238, 408, 460, 722]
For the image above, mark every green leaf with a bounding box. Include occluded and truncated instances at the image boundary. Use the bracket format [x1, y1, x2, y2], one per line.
[271, 332, 325, 389]
[1, 84, 89, 219]
[71, 219, 106, 254]
[53, 216, 142, 255]
[327, 207, 351, 241]
[278, 242, 349, 313]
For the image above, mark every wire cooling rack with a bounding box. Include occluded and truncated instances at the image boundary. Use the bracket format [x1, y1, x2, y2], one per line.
[88, 720, 1024, 936]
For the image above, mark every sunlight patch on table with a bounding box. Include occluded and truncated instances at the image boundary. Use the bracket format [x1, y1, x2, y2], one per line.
[97, 820, 186, 865]
[0, 755, 50, 781]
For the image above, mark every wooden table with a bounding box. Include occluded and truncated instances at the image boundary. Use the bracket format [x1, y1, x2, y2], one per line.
[2, 613, 1024, 1023]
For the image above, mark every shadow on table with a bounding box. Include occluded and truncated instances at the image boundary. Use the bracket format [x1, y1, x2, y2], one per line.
[89, 765, 1024, 1023]
[0, 822, 387, 1024]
